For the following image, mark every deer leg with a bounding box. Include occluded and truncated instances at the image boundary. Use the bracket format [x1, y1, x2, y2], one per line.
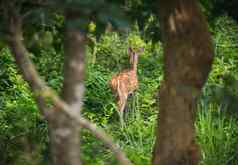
[120, 95, 128, 112]
[117, 93, 128, 127]
[116, 97, 124, 125]
[116, 81, 129, 126]
[118, 83, 128, 111]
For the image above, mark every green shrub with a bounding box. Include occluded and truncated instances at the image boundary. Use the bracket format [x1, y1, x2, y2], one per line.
[196, 102, 238, 165]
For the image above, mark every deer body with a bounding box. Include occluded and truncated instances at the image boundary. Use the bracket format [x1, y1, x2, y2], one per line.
[109, 48, 143, 116]
[110, 70, 138, 113]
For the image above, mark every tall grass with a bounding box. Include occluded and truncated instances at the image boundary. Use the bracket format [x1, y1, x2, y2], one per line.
[107, 93, 156, 165]
[196, 100, 238, 165]
[82, 89, 238, 165]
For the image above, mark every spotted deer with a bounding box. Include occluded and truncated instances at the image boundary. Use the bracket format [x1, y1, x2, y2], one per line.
[109, 47, 144, 121]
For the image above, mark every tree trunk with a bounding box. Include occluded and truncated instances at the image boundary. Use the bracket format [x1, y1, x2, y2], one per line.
[48, 11, 85, 165]
[153, 0, 214, 164]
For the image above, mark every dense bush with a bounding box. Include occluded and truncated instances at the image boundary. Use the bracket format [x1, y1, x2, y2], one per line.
[0, 48, 48, 165]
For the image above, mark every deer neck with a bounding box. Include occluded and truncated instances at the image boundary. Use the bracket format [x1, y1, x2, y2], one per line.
[131, 54, 138, 72]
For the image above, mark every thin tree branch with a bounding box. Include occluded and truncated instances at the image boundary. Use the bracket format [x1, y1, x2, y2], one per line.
[51, 93, 132, 165]
[7, 14, 50, 118]
[7, 13, 132, 165]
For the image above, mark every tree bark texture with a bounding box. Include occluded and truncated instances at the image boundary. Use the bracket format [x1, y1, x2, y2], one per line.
[48, 11, 85, 165]
[153, 0, 214, 164]
[7, 14, 50, 117]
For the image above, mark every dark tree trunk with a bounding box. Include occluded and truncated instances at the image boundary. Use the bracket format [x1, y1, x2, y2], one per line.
[153, 0, 214, 164]
[48, 11, 85, 165]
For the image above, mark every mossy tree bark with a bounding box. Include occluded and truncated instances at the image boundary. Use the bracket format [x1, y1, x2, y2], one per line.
[47, 11, 85, 165]
[153, 0, 214, 164]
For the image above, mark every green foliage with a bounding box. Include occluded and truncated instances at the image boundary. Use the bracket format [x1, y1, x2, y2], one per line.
[0, 48, 33, 107]
[1, 8, 238, 165]
[84, 65, 115, 125]
[0, 105, 48, 165]
[115, 110, 156, 165]
[0, 36, 62, 165]
[128, 33, 146, 50]
[81, 129, 118, 164]
[196, 15, 238, 165]
[92, 32, 128, 70]
[0, 48, 48, 165]
[33, 47, 64, 91]
[205, 16, 238, 115]
[59, 0, 129, 34]
[200, 0, 238, 22]
[196, 102, 238, 165]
